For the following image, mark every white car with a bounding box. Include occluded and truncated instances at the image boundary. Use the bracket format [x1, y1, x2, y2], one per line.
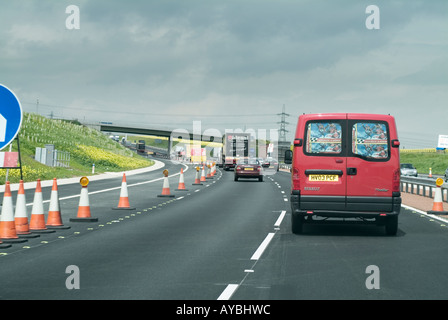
[400, 163, 418, 177]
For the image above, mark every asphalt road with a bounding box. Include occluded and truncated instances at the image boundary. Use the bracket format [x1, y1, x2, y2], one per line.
[1, 159, 448, 301]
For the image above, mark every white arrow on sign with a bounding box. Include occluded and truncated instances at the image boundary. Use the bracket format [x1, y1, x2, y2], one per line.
[0, 113, 6, 142]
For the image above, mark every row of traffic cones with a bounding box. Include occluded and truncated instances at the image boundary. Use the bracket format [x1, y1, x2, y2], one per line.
[0, 179, 67, 247]
[0, 164, 219, 247]
[159, 164, 218, 197]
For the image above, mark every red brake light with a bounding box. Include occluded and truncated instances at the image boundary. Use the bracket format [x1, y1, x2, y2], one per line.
[292, 168, 300, 190]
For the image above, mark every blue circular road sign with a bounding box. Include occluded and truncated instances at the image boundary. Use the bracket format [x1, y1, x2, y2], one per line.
[0, 84, 23, 150]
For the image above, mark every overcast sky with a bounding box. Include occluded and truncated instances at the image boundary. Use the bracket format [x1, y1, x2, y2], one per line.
[1, 0, 447, 148]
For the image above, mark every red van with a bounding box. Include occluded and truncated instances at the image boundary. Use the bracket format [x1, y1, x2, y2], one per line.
[284, 113, 401, 235]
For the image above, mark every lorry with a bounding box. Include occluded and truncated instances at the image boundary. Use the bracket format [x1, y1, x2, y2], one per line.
[221, 133, 251, 170]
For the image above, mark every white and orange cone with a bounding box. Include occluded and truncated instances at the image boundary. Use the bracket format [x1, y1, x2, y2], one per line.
[192, 167, 203, 185]
[46, 178, 70, 229]
[158, 169, 175, 198]
[428, 183, 448, 215]
[0, 182, 27, 243]
[200, 166, 207, 182]
[113, 173, 135, 210]
[14, 180, 40, 238]
[70, 184, 98, 222]
[30, 179, 55, 233]
[206, 164, 213, 179]
[175, 168, 188, 191]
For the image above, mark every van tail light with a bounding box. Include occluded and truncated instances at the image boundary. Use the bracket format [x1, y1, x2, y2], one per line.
[393, 168, 400, 192]
[292, 168, 300, 190]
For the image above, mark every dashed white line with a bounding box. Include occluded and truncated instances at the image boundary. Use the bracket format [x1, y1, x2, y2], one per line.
[274, 210, 286, 227]
[251, 233, 275, 261]
[217, 284, 239, 300]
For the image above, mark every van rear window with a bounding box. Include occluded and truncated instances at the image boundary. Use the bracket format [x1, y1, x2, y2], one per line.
[305, 122, 342, 154]
[351, 122, 389, 159]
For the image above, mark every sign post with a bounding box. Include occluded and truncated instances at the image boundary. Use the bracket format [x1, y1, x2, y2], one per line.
[0, 84, 24, 180]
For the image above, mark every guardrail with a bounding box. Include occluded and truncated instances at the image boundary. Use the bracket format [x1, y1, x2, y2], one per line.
[401, 176, 448, 203]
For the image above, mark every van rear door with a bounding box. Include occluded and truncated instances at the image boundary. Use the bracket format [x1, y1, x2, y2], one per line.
[346, 114, 394, 212]
[301, 115, 347, 211]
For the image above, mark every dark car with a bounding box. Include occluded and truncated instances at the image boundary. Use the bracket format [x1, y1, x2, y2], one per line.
[445, 167, 448, 182]
[234, 158, 263, 182]
[264, 157, 279, 171]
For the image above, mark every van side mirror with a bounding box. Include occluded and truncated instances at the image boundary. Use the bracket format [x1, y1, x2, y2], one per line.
[391, 139, 400, 148]
[284, 150, 293, 164]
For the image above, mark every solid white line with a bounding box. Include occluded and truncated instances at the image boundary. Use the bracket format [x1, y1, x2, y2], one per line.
[274, 210, 286, 227]
[217, 284, 239, 300]
[251, 233, 275, 260]
[401, 204, 448, 224]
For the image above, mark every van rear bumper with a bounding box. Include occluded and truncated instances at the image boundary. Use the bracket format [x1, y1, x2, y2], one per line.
[290, 193, 401, 218]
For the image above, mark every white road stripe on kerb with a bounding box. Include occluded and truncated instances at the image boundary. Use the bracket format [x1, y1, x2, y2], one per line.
[251, 233, 275, 260]
[217, 284, 239, 300]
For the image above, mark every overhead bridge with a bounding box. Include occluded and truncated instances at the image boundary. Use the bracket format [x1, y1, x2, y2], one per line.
[98, 123, 222, 155]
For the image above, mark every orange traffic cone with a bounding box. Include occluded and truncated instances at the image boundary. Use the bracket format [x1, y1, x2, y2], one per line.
[158, 170, 175, 197]
[113, 173, 135, 210]
[429, 168, 433, 178]
[14, 180, 40, 238]
[206, 164, 213, 179]
[200, 166, 207, 182]
[176, 168, 188, 191]
[70, 179, 98, 222]
[428, 182, 448, 215]
[46, 178, 70, 229]
[0, 182, 27, 243]
[30, 179, 55, 233]
[211, 162, 216, 177]
[192, 166, 203, 185]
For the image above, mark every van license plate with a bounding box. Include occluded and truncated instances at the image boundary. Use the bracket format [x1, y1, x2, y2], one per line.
[308, 174, 339, 182]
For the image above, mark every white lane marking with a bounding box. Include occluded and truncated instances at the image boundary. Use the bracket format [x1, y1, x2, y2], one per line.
[274, 210, 286, 227]
[251, 233, 275, 260]
[402, 204, 448, 224]
[217, 284, 239, 300]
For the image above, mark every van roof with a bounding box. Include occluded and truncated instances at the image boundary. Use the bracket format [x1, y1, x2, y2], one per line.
[300, 113, 396, 121]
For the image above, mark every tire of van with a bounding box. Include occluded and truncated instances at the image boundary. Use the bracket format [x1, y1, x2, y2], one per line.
[291, 213, 303, 234]
[385, 215, 398, 236]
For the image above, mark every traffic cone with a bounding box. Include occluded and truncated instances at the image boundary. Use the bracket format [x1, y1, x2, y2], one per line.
[192, 167, 203, 185]
[46, 178, 70, 229]
[14, 180, 40, 238]
[0, 182, 27, 243]
[429, 168, 433, 178]
[70, 184, 98, 222]
[112, 173, 135, 210]
[206, 164, 213, 179]
[427, 186, 448, 215]
[30, 179, 55, 233]
[211, 162, 216, 177]
[175, 168, 188, 191]
[158, 170, 175, 197]
[200, 166, 206, 182]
